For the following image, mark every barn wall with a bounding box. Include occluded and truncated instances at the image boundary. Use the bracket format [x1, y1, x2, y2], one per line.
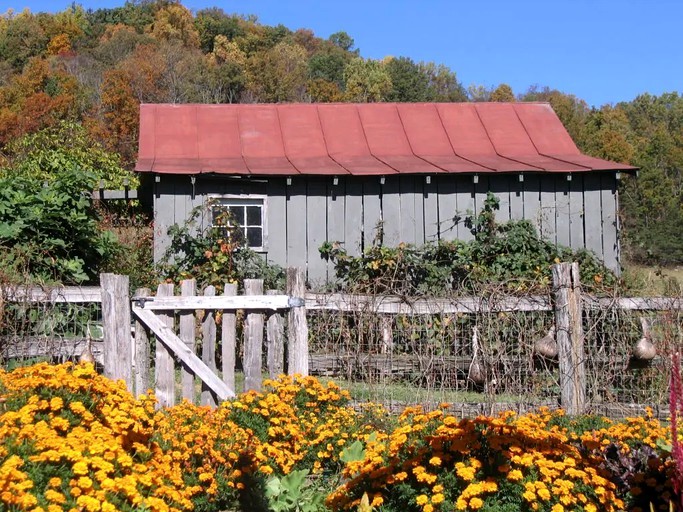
[153, 172, 621, 287]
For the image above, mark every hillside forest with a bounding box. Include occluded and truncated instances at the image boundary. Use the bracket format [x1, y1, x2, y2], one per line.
[0, 0, 682, 286]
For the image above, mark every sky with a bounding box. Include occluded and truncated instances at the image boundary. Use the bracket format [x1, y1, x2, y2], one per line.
[7, 0, 682, 108]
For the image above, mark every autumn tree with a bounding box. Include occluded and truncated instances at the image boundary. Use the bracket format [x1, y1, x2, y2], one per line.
[246, 41, 308, 102]
[344, 57, 392, 103]
[490, 83, 515, 102]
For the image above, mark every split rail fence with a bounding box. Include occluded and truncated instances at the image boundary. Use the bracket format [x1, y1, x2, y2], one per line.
[2, 263, 682, 414]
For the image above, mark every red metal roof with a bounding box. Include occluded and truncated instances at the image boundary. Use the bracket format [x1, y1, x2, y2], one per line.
[135, 102, 637, 176]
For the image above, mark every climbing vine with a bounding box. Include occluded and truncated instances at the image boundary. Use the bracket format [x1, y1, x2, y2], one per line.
[319, 192, 616, 295]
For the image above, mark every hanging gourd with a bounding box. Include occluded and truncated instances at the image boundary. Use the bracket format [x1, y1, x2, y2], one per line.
[633, 317, 656, 361]
[534, 326, 558, 359]
[79, 325, 96, 364]
[468, 325, 486, 385]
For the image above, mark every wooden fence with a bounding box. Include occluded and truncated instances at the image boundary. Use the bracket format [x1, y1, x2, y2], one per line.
[3, 263, 682, 414]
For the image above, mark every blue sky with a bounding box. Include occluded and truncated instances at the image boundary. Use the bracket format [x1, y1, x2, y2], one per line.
[7, 0, 682, 107]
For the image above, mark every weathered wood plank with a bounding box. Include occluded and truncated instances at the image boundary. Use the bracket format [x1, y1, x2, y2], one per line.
[266, 178, 288, 269]
[522, 173, 541, 234]
[130, 295, 295, 310]
[201, 285, 218, 406]
[601, 173, 619, 272]
[266, 290, 285, 378]
[423, 176, 439, 242]
[155, 283, 176, 408]
[555, 175, 571, 247]
[1, 337, 103, 363]
[583, 173, 604, 261]
[134, 287, 151, 397]
[286, 178, 308, 267]
[455, 175, 474, 241]
[539, 175, 557, 244]
[305, 292, 552, 314]
[569, 173, 585, 250]
[399, 175, 417, 245]
[133, 307, 234, 400]
[222, 283, 237, 394]
[307, 178, 329, 286]
[179, 280, 196, 402]
[287, 268, 309, 375]
[437, 175, 458, 240]
[382, 176, 401, 246]
[2, 286, 102, 303]
[553, 262, 585, 415]
[326, 178, 346, 280]
[101, 274, 132, 391]
[510, 175, 524, 221]
[244, 280, 264, 391]
[344, 179, 364, 255]
[363, 177, 383, 248]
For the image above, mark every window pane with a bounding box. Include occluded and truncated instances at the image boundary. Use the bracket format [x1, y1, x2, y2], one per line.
[247, 227, 262, 248]
[246, 206, 261, 226]
[228, 205, 244, 224]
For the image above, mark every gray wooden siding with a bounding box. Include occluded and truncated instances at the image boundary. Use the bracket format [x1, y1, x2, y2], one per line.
[153, 173, 621, 286]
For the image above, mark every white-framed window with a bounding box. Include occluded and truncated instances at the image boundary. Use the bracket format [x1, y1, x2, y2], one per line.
[210, 196, 266, 251]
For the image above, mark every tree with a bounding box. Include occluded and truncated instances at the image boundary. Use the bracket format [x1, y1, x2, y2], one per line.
[246, 41, 308, 102]
[0, 9, 49, 70]
[2, 120, 133, 188]
[0, 167, 118, 284]
[490, 83, 515, 102]
[419, 62, 467, 102]
[148, 3, 199, 48]
[194, 7, 243, 53]
[343, 57, 392, 103]
[328, 31, 355, 52]
[385, 56, 429, 102]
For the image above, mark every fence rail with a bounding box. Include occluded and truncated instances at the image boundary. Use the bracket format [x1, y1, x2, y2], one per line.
[2, 263, 682, 415]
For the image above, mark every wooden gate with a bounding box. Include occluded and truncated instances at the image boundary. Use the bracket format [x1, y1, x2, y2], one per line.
[101, 268, 308, 408]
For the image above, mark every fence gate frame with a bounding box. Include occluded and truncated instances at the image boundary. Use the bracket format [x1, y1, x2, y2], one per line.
[100, 269, 308, 407]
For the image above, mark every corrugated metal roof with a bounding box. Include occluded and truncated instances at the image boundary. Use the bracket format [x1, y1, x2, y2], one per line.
[135, 102, 637, 175]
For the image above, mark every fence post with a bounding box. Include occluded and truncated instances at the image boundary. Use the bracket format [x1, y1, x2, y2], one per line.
[179, 279, 196, 402]
[244, 279, 264, 391]
[266, 290, 285, 378]
[156, 283, 175, 408]
[287, 267, 308, 376]
[222, 283, 237, 394]
[100, 273, 132, 391]
[553, 262, 585, 415]
[201, 285, 218, 406]
[133, 287, 151, 396]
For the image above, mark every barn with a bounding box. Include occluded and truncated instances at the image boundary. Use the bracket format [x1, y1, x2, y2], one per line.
[135, 102, 636, 286]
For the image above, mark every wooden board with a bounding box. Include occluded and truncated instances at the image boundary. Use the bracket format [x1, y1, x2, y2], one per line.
[509, 175, 525, 221]
[455, 175, 474, 241]
[286, 178, 308, 268]
[555, 175, 571, 247]
[539, 175, 557, 244]
[306, 178, 329, 286]
[583, 173, 604, 261]
[344, 179, 364, 256]
[423, 177, 440, 242]
[381, 176, 401, 246]
[569, 173, 585, 250]
[522, 174, 542, 235]
[601, 173, 619, 272]
[266, 179, 288, 269]
[133, 307, 234, 400]
[362, 177, 383, 248]
[326, 178, 346, 282]
[399, 175, 418, 245]
[437, 175, 458, 240]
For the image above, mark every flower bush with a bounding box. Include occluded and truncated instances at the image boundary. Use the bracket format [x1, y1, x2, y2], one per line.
[0, 362, 678, 511]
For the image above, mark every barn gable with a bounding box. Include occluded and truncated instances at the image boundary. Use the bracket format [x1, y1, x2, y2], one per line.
[136, 102, 636, 285]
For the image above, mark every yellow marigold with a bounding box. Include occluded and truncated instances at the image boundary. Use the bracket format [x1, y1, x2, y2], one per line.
[508, 469, 523, 481]
[416, 494, 429, 506]
[470, 497, 484, 510]
[431, 493, 445, 504]
[428, 456, 441, 466]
